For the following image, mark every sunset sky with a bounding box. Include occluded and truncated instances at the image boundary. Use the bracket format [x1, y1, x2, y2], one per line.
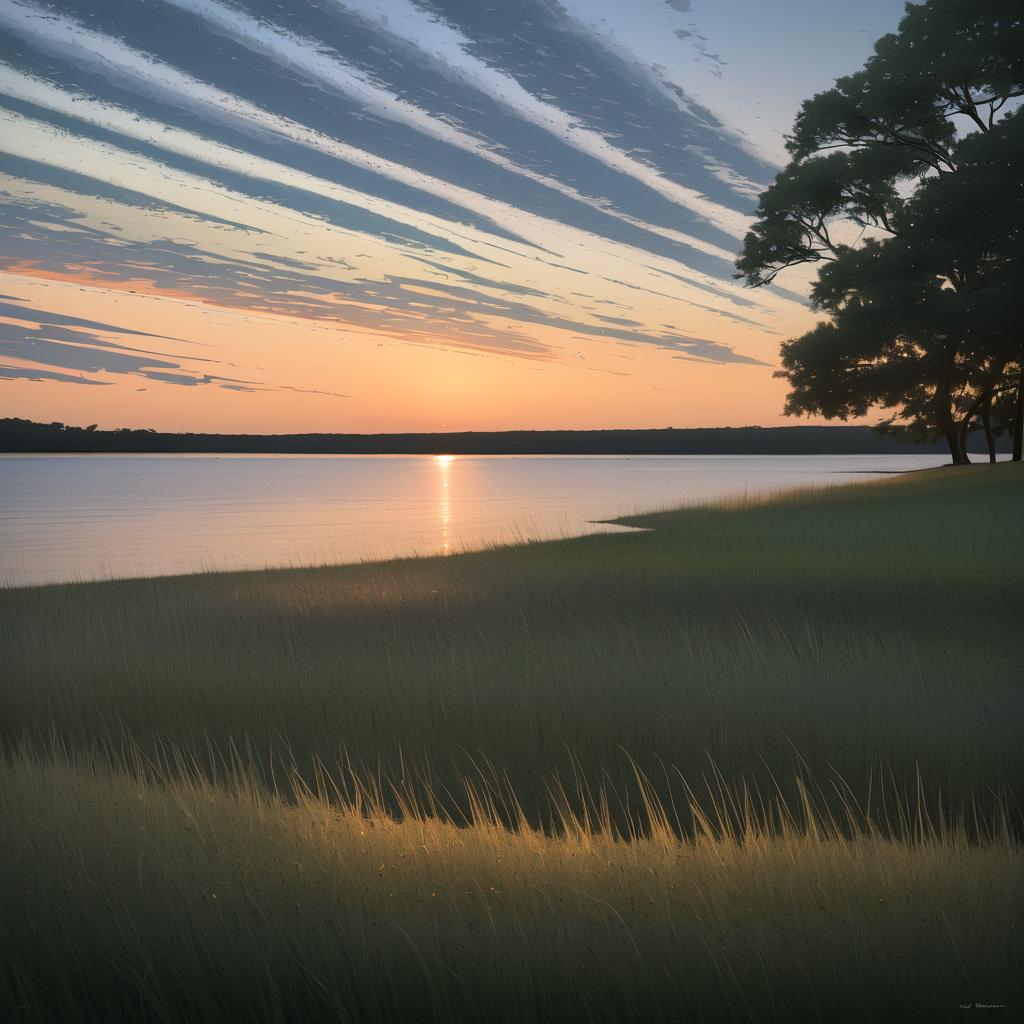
[0, 0, 907, 433]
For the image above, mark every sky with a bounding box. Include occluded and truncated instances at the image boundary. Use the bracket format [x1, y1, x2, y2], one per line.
[0, 0, 909, 433]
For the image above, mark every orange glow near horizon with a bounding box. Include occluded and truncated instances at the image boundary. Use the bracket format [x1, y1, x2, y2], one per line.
[0, 270, 833, 434]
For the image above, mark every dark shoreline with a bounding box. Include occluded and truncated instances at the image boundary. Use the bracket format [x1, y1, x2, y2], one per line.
[0, 419, 1006, 456]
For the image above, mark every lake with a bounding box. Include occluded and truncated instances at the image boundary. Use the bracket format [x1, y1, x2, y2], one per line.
[0, 453, 951, 586]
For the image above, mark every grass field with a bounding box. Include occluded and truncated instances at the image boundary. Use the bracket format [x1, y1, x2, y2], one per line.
[2, 463, 1022, 1021]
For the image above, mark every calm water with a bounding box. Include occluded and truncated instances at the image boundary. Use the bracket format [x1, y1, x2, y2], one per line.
[0, 453, 950, 586]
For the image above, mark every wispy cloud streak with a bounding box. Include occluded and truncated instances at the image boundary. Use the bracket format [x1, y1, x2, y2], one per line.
[0, 0, 806, 396]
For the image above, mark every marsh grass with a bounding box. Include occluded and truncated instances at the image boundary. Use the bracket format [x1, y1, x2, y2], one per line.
[1, 464, 1022, 1021]
[1, 747, 1020, 1023]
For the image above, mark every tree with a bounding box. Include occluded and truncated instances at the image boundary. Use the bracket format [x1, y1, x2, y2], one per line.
[736, 0, 1024, 463]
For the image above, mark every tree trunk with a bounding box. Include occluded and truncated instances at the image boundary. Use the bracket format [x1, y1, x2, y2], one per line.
[956, 416, 973, 465]
[1014, 372, 1024, 462]
[936, 339, 969, 465]
[981, 398, 996, 463]
[955, 395, 985, 465]
[939, 404, 967, 464]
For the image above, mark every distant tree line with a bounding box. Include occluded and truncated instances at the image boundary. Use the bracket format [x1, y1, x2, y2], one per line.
[1, 417, 1007, 456]
[737, 0, 1023, 464]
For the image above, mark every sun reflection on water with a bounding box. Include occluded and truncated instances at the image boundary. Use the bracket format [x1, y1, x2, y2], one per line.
[435, 455, 453, 554]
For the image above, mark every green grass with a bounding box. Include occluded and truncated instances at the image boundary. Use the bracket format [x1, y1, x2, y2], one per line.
[1, 463, 1022, 1021]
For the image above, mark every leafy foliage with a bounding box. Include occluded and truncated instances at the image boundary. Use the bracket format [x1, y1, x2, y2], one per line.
[738, 0, 1024, 463]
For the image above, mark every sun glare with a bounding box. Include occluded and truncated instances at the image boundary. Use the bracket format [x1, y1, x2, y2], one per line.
[435, 454, 453, 554]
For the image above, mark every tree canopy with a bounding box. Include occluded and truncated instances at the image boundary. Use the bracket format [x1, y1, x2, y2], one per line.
[737, 0, 1024, 463]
